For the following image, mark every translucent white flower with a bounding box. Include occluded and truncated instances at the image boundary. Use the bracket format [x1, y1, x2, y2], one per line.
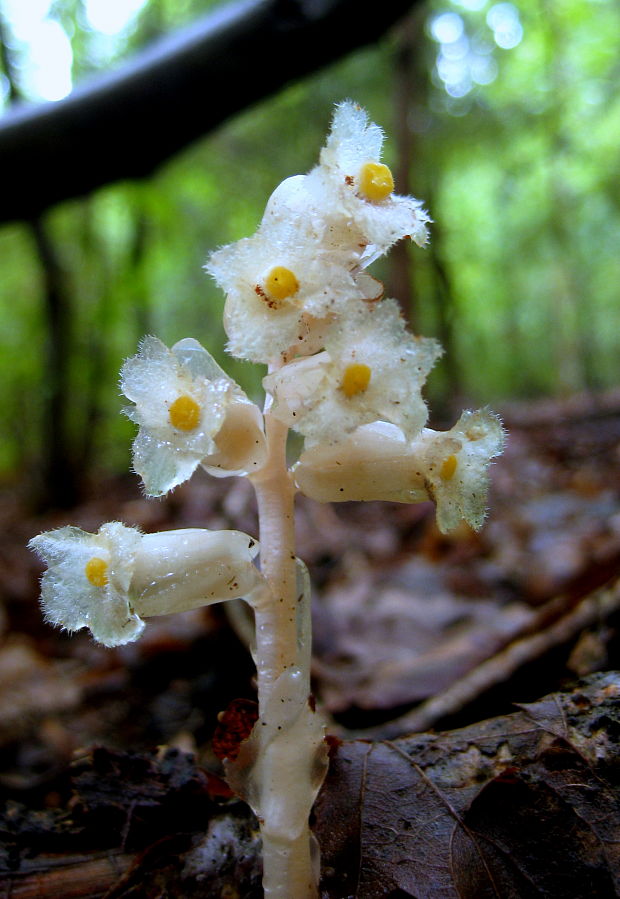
[260, 105, 430, 265]
[205, 102, 431, 364]
[263, 298, 441, 445]
[29, 523, 262, 647]
[121, 336, 266, 494]
[416, 408, 506, 532]
[29, 522, 145, 646]
[308, 100, 431, 263]
[206, 215, 382, 365]
[293, 409, 505, 532]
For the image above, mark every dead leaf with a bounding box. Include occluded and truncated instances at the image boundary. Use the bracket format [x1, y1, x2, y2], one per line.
[315, 671, 620, 898]
[314, 572, 533, 714]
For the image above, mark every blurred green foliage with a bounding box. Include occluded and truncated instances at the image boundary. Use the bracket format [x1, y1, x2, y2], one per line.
[0, 0, 618, 482]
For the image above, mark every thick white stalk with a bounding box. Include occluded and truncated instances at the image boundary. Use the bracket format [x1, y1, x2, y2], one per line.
[251, 412, 300, 707]
[244, 410, 324, 898]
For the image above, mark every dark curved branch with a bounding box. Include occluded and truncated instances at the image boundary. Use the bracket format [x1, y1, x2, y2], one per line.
[0, 0, 418, 224]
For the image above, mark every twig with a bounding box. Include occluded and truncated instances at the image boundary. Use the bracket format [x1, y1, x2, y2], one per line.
[356, 577, 620, 739]
[0, 852, 134, 899]
[0, 0, 419, 223]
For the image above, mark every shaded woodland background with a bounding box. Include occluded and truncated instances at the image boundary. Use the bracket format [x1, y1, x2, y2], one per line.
[1, 0, 620, 896]
[0, 0, 618, 505]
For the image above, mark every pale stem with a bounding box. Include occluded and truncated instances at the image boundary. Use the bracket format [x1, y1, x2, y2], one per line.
[249, 409, 318, 898]
[250, 411, 301, 707]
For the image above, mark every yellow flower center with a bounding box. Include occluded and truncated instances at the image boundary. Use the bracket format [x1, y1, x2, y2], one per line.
[169, 394, 201, 431]
[358, 162, 394, 202]
[85, 557, 109, 587]
[264, 266, 299, 303]
[340, 363, 372, 398]
[440, 454, 458, 481]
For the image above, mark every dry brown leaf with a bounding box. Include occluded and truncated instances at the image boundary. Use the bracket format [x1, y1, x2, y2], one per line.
[314, 572, 533, 713]
[314, 671, 620, 898]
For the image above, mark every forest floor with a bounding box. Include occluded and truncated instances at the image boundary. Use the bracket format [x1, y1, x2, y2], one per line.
[1, 389, 620, 897]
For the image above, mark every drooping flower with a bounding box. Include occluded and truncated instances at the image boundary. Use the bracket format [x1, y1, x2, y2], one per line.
[263, 298, 441, 445]
[29, 523, 262, 647]
[121, 336, 266, 494]
[293, 409, 505, 533]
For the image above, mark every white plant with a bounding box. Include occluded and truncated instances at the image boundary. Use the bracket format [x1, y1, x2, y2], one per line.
[30, 524, 261, 646]
[30, 100, 504, 898]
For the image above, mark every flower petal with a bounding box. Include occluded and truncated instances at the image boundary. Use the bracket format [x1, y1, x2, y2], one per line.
[121, 336, 257, 494]
[29, 523, 144, 647]
[265, 299, 441, 444]
[418, 409, 506, 532]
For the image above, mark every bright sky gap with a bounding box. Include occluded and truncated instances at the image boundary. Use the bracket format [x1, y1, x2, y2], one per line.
[1, 0, 148, 103]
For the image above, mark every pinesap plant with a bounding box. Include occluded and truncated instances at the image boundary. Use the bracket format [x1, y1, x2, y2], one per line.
[30, 102, 504, 897]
